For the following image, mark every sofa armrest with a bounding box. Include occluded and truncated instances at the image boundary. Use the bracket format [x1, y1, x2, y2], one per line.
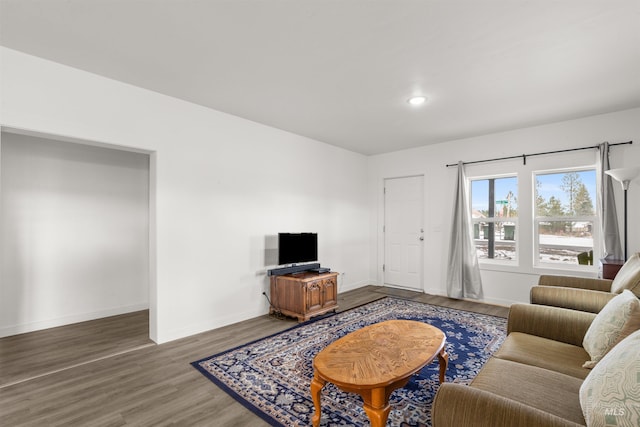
[530, 285, 615, 313]
[507, 304, 595, 347]
[538, 274, 612, 292]
[431, 383, 584, 427]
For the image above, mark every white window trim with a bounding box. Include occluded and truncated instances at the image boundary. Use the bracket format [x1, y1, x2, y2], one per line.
[532, 167, 600, 272]
[468, 174, 519, 267]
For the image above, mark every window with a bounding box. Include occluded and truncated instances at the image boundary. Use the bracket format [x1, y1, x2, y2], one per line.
[470, 176, 518, 262]
[534, 169, 597, 267]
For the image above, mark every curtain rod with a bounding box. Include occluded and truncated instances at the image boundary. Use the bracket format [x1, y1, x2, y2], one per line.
[445, 141, 633, 167]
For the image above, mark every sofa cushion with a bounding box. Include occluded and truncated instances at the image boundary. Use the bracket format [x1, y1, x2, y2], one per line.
[530, 285, 615, 314]
[582, 290, 640, 368]
[579, 329, 640, 427]
[610, 252, 640, 296]
[494, 332, 591, 379]
[471, 357, 585, 425]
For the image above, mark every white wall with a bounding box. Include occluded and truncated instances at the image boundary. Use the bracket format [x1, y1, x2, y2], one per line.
[3, 46, 636, 341]
[369, 108, 640, 305]
[0, 47, 371, 343]
[0, 132, 150, 337]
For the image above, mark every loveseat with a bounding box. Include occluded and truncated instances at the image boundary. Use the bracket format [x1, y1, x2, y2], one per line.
[431, 290, 640, 427]
[530, 252, 640, 313]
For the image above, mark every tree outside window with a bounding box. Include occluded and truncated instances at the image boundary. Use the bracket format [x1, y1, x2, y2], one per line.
[535, 170, 597, 266]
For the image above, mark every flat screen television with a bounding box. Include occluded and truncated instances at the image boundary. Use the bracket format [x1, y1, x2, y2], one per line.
[278, 233, 318, 265]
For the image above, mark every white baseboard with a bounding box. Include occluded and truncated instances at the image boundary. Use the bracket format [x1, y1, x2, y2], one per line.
[423, 286, 515, 307]
[157, 279, 376, 344]
[0, 303, 150, 338]
[339, 279, 371, 293]
[156, 306, 265, 344]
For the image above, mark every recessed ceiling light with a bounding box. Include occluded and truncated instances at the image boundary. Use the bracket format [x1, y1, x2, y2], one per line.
[407, 96, 427, 106]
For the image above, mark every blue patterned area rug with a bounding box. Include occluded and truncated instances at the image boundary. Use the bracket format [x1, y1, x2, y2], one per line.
[192, 297, 506, 426]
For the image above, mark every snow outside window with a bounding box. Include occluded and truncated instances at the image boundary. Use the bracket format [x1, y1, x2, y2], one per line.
[534, 169, 598, 268]
[470, 176, 518, 263]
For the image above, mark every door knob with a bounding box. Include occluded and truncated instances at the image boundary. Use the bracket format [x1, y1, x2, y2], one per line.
[419, 236, 424, 241]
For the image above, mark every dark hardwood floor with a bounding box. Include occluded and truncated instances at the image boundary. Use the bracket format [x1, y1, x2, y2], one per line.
[0, 310, 154, 388]
[0, 285, 508, 427]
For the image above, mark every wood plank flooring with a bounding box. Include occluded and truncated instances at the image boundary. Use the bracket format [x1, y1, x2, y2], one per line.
[0, 286, 508, 427]
[0, 310, 153, 387]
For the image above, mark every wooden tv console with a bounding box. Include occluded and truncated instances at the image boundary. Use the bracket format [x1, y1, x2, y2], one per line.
[269, 271, 338, 322]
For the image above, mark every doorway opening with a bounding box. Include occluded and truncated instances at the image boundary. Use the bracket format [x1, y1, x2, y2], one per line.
[0, 127, 155, 387]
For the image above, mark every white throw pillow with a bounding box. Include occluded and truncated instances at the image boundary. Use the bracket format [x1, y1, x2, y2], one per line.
[582, 290, 640, 368]
[580, 329, 640, 427]
[610, 252, 640, 296]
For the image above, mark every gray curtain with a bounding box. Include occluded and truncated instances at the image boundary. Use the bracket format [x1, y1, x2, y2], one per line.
[446, 162, 483, 299]
[597, 142, 623, 260]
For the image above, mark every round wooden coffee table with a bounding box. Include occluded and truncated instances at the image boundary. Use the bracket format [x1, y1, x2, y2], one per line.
[310, 319, 448, 427]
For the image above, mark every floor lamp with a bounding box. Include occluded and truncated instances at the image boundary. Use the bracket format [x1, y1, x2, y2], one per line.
[605, 167, 640, 261]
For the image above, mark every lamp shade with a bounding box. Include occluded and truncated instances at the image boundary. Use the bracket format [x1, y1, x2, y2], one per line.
[606, 167, 640, 190]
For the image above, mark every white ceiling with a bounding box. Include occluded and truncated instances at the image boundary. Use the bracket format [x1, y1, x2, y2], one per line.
[1, 1, 639, 155]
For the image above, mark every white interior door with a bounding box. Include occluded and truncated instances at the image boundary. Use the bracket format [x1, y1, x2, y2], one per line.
[384, 176, 424, 290]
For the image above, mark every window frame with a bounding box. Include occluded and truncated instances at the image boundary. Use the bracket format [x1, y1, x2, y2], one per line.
[532, 166, 600, 272]
[468, 173, 519, 266]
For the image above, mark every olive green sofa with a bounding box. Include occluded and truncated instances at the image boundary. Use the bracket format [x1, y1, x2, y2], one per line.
[432, 304, 593, 426]
[431, 293, 640, 427]
[530, 252, 640, 313]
